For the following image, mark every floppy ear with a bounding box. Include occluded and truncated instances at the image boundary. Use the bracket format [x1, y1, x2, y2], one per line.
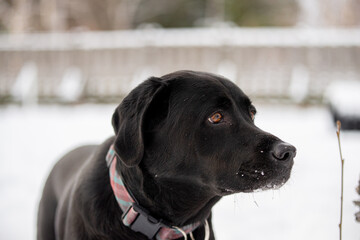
[112, 77, 168, 167]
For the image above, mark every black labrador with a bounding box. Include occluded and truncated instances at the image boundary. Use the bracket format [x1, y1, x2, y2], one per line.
[37, 70, 296, 240]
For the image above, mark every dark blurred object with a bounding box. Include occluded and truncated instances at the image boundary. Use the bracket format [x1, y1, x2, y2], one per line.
[325, 81, 360, 130]
[355, 178, 360, 222]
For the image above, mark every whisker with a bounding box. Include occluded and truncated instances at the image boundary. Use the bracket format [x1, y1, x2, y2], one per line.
[252, 193, 259, 207]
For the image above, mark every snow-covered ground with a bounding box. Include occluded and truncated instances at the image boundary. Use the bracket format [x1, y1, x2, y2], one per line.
[0, 103, 359, 239]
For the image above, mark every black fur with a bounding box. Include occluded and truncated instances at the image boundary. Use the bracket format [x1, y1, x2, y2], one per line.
[37, 70, 296, 240]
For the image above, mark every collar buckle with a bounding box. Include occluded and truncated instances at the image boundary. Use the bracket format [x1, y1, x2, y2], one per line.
[123, 203, 164, 239]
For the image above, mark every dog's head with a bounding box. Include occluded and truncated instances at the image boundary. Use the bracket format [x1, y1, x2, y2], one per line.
[112, 70, 295, 196]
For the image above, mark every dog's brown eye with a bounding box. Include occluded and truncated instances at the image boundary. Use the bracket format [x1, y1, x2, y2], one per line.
[250, 111, 255, 121]
[249, 106, 256, 121]
[209, 112, 223, 124]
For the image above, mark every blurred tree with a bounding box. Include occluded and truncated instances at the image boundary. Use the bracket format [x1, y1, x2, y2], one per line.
[63, 0, 141, 30]
[324, 0, 360, 27]
[132, 0, 298, 28]
[1, 0, 359, 33]
[0, 0, 12, 32]
[133, 0, 207, 28]
[224, 0, 299, 27]
[0, 0, 142, 32]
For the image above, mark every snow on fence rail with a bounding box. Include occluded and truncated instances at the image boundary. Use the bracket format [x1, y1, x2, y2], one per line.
[0, 28, 360, 103]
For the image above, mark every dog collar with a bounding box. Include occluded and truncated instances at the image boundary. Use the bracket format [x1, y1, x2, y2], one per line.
[106, 144, 201, 240]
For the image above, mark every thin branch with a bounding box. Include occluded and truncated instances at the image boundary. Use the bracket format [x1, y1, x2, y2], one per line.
[336, 120, 344, 240]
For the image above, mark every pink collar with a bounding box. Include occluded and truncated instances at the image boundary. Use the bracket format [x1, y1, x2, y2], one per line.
[106, 144, 201, 239]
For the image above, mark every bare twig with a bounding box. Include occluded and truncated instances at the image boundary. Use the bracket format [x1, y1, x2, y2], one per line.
[336, 120, 344, 240]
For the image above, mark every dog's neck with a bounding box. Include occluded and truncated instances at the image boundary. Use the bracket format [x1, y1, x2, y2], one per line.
[109, 146, 221, 229]
[121, 166, 221, 226]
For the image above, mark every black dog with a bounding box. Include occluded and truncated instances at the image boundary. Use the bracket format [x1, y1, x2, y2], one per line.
[37, 70, 296, 240]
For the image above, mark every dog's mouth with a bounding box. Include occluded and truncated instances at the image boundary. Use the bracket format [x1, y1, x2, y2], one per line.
[236, 162, 292, 193]
[238, 169, 289, 192]
[217, 162, 292, 196]
[218, 188, 236, 195]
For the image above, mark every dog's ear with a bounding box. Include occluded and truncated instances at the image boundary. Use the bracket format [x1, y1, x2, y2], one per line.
[112, 77, 168, 167]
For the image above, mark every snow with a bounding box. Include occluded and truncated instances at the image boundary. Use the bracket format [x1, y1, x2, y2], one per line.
[0, 104, 360, 240]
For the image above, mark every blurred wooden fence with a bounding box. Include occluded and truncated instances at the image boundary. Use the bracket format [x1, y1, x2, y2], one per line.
[0, 28, 360, 103]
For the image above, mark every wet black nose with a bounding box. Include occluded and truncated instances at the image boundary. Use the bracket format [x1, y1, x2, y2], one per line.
[271, 142, 296, 162]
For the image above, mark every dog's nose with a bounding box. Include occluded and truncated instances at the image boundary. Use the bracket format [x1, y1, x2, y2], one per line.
[271, 142, 296, 162]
